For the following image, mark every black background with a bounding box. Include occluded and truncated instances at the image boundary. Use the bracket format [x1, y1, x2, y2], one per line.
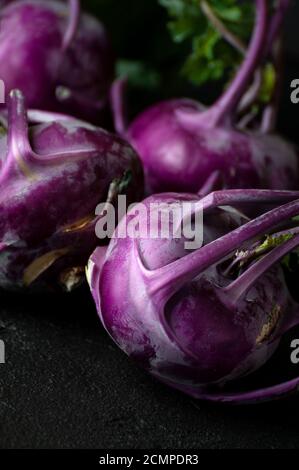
[1, 1, 299, 450]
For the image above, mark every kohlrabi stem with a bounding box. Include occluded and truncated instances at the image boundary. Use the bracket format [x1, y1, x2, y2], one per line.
[62, 0, 80, 50]
[200, 0, 246, 54]
[0, 90, 35, 184]
[177, 189, 299, 237]
[267, 0, 291, 54]
[237, 107, 258, 130]
[221, 232, 299, 306]
[200, 189, 299, 213]
[4, 90, 98, 172]
[197, 171, 221, 197]
[237, 69, 262, 113]
[235, 1, 291, 121]
[110, 78, 128, 137]
[224, 226, 299, 275]
[260, 1, 291, 133]
[7, 90, 32, 161]
[261, 102, 277, 134]
[148, 196, 299, 302]
[203, 0, 267, 128]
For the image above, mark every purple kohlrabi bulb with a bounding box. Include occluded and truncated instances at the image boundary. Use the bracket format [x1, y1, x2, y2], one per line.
[0, 0, 114, 124]
[88, 189, 299, 403]
[111, 0, 298, 195]
[0, 89, 143, 291]
[127, 99, 299, 194]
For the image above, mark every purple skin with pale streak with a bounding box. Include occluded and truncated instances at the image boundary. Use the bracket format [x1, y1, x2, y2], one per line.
[88, 189, 299, 404]
[0, 0, 114, 124]
[128, 99, 299, 194]
[0, 90, 143, 291]
[112, 0, 299, 194]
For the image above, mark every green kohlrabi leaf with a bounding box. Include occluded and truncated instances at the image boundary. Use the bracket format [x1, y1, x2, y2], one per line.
[259, 63, 277, 103]
[158, 0, 255, 86]
[255, 233, 295, 256]
[234, 233, 295, 272]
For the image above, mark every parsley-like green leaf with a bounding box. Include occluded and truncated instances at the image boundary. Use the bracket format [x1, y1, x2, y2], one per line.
[158, 0, 256, 86]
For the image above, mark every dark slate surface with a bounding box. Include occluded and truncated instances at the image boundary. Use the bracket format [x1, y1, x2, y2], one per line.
[1, 4, 299, 451]
[0, 288, 299, 450]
